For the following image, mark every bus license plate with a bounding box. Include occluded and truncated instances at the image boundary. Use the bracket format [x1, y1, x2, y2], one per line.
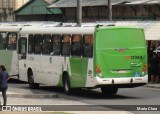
[117, 70, 127, 74]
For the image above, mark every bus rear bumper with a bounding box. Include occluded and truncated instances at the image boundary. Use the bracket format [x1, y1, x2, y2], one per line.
[94, 75, 148, 88]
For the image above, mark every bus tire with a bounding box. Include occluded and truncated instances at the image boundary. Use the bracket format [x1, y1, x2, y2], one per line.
[63, 74, 72, 94]
[28, 70, 39, 89]
[101, 87, 118, 95]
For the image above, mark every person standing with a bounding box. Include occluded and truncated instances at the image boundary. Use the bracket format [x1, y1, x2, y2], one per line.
[150, 54, 159, 83]
[157, 53, 160, 83]
[0, 65, 9, 106]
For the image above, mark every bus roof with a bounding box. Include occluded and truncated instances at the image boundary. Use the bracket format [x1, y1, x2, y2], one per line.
[96, 26, 143, 31]
[0, 27, 21, 32]
[20, 27, 95, 35]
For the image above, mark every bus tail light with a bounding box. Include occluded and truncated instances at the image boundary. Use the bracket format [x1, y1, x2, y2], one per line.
[96, 65, 100, 69]
[143, 67, 147, 72]
[96, 65, 104, 78]
[143, 64, 148, 67]
[142, 64, 147, 75]
[142, 64, 147, 72]
[97, 69, 101, 73]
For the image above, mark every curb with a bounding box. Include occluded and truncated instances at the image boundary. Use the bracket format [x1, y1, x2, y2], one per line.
[0, 93, 59, 99]
[144, 85, 160, 89]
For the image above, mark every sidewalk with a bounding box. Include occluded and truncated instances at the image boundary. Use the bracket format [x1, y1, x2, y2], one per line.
[0, 96, 132, 114]
[0, 85, 58, 98]
[1, 79, 158, 114]
[0, 87, 132, 114]
[145, 83, 160, 88]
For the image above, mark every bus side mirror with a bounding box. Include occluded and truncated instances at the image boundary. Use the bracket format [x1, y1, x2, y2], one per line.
[50, 52, 54, 56]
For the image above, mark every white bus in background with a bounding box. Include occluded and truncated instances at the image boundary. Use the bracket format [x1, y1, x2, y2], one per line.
[0, 22, 60, 79]
[0, 27, 21, 78]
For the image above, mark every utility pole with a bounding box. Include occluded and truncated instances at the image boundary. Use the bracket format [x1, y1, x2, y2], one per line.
[77, 0, 82, 25]
[108, 0, 112, 21]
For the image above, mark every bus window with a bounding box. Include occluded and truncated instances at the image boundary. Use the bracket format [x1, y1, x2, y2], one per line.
[28, 35, 34, 54]
[7, 33, 17, 50]
[62, 35, 71, 56]
[71, 35, 82, 57]
[18, 38, 27, 59]
[83, 35, 93, 57]
[42, 35, 52, 55]
[0, 33, 7, 50]
[34, 34, 43, 54]
[52, 35, 61, 55]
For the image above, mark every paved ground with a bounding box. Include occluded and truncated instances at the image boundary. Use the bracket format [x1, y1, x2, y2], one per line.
[0, 79, 132, 114]
[0, 92, 132, 114]
[0, 79, 160, 114]
[2, 83, 159, 99]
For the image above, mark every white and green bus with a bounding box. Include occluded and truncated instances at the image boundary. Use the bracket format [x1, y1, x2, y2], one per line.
[0, 24, 148, 95]
[0, 22, 59, 78]
[0, 27, 21, 77]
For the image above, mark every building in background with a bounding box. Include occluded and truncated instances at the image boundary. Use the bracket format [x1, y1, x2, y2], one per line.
[14, 0, 62, 21]
[15, 0, 29, 10]
[0, 0, 28, 22]
[48, 0, 160, 22]
[1, 0, 160, 22]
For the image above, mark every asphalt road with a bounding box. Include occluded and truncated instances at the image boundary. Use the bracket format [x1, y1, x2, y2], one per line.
[8, 79, 160, 114]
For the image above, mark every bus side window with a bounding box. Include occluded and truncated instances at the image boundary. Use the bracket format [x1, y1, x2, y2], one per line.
[7, 33, 17, 50]
[0, 32, 7, 50]
[42, 35, 52, 55]
[71, 35, 82, 57]
[28, 34, 34, 54]
[34, 34, 43, 54]
[18, 38, 27, 59]
[62, 35, 71, 56]
[83, 35, 93, 57]
[52, 35, 61, 55]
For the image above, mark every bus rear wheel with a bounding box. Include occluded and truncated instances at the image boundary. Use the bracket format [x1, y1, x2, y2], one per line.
[28, 70, 39, 89]
[63, 75, 72, 94]
[101, 87, 118, 95]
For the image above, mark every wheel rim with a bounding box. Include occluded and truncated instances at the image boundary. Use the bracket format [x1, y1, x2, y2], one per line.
[65, 79, 69, 92]
[29, 75, 34, 85]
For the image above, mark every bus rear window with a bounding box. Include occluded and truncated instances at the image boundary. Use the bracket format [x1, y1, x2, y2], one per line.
[96, 29, 146, 49]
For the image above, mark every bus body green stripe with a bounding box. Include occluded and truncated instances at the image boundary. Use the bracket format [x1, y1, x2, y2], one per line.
[69, 57, 88, 88]
[0, 50, 13, 73]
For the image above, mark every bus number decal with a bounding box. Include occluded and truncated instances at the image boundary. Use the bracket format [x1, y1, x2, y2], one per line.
[131, 56, 142, 60]
[125, 56, 142, 60]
